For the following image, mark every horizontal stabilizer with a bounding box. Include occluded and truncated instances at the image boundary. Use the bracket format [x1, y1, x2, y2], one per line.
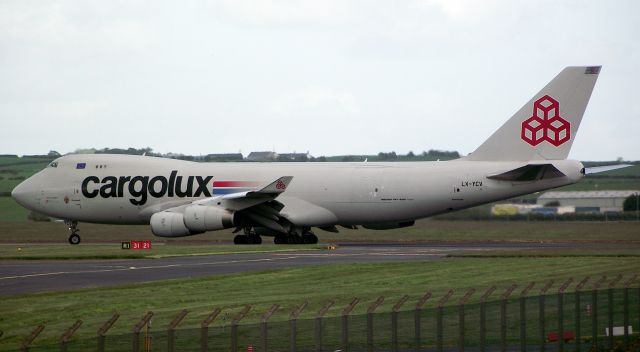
[487, 164, 566, 181]
[584, 164, 632, 175]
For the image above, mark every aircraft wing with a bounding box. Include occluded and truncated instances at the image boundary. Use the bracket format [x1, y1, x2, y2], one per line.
[193, 176, 293, 211]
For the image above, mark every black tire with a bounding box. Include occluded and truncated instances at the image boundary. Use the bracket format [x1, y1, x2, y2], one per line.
[288, 235, 303, 244]
[303, 233, 318, 244]
[274, 235, 286, 244]
[68, 234, 81, 245]
[234, 235, 249, 245]
[248, 235, 262, 244]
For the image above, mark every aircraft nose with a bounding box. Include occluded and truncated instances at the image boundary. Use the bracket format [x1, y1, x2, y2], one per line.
[11, 180, 34, 209]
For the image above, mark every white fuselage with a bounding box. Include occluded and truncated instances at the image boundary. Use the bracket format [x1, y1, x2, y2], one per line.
[12, 154, 584, 228]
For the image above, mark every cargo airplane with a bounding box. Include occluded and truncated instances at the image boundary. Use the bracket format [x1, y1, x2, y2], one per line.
[11, 66, 626, 245]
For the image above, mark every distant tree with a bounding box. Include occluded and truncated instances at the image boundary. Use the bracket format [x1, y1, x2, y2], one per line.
[624, 194, 640, 212]
[342, 155, 357, 162]
[407, 151, 415, 157]
[47, 150, 61, 157]
[377, 151, 398, 160]
[316, 156, 327, 162]
[424, 149, 460, 159]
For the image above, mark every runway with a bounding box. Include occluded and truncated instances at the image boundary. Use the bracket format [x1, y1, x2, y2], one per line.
[0, 243, 592, 296]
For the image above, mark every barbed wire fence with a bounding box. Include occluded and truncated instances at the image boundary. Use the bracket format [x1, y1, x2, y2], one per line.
[10, 275, 640, 352]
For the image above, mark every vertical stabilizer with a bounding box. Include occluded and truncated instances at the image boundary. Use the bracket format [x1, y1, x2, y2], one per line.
[465, 66, 600, 161]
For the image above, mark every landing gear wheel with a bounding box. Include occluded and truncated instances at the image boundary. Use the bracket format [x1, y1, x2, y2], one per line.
[302, 233, 318, 244]
[287, 235, 303, 244]
[233, 235, 249, 245]
[68, 233, 81, 245]
[65, 220, 80, 245]
[274, 235, 287, 245]
[248, 235, 262, 244]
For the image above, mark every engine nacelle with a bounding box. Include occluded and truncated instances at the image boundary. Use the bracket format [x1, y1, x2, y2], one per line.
[183, 205, 235, 233]
[150, 211, 203, 237]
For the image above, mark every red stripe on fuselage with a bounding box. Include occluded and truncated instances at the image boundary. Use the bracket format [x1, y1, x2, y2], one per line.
[212, 181, 260, 188]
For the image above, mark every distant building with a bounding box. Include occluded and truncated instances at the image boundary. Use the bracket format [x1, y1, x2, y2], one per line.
[537, 190, 640, 213]
[246, 151, 278, 162]
[277, 152, 310, 162]
[204, 153, 243, 162]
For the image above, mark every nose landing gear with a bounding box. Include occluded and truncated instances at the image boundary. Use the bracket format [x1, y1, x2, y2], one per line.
[65, 220, 81, 245]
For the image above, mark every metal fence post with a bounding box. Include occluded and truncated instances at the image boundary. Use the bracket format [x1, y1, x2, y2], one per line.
[414, 292, 432, 352]
[538, 281, 554, 352]
[519, 282, 535, 352]
[557, 278, 574, 352]
[436, 289, 454, 352]
[479, 286, 496, 352]
[500, 284, 517, 352]
[574, 277, 590, 352]
[341, 298, 360, 352]
[260, 305, 279, 352]
[391, 295, 409, 352]
[20, 324, 44, 352]
[200, 308, 221, 352]
[607, 275, 623, 350]
[366, 297, 385, 352]
[591, 276, 607, 351]
[457, 289, 476, 352]
[315, 301, 334, 352]
[167, 310, 188, 352]
[60, 320, 82, 352]
[289, 301, 308, 352]
[623, 275, 637, 350]
[231, 305, 251, 352]
[132, 312, 153, 352]
[97, 313, 119, 352]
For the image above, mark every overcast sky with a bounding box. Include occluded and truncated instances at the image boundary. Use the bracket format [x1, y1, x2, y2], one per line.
[1, 0, 639, 160]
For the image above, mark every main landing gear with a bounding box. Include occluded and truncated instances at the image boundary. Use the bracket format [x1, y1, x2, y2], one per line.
[65, 220, 81, 245]
[232, 227, 319, 245]
[233, 228, 262, 245]
[273, 231, 318, 245]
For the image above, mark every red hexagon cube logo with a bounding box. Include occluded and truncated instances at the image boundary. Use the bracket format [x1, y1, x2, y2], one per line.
[521, 116, 545, 146]
[546, 116, 570, 146]
[521, 95, 570, 147]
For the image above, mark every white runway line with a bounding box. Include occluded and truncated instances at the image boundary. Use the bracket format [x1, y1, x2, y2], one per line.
[0, 256, 300, 281]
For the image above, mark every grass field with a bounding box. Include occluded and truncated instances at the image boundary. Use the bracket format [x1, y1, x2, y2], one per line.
[0, 255, 638, 350]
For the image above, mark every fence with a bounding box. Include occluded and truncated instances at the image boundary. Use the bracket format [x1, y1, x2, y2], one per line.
[10, 276, 640, 352]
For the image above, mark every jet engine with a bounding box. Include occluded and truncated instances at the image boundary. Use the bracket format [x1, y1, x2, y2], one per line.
[183, 205, 235, 232]
[150, 211, 202, 237]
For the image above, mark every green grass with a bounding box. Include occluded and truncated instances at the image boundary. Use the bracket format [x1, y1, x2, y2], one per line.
[0, 256, 638, 350]
[0, 243, 322, 260]
[0, 159, 50, 195]
[0, 197, 29, 222]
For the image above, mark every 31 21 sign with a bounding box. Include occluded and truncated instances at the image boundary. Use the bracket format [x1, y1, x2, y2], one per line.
[122, 241, 152, 250]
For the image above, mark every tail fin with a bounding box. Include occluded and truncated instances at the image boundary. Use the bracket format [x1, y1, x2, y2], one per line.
[465, 66, 601, 161]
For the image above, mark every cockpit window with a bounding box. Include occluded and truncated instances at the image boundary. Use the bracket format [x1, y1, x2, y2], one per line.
[48, 162, 58, 168]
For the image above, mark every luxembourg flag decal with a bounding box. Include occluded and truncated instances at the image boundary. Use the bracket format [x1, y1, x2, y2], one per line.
[212, 181, 260, 195]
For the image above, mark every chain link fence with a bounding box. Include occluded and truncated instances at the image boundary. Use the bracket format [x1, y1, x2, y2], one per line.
[9, 282, 640, 352]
